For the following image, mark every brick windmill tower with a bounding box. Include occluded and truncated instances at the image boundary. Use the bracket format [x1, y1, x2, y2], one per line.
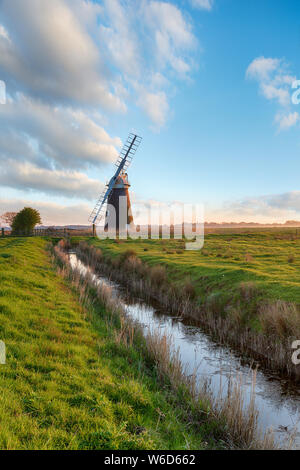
[89, 133, 142, 234]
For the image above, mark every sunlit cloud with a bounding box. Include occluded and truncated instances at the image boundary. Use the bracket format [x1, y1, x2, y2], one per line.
[190, 0, 214, 11]
[246, 56, 298, 131]
[0, 161, 103, 200]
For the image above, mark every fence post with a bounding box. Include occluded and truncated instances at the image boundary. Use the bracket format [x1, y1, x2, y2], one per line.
[92, 224, 96, 237]
[1, 228, 4, 237]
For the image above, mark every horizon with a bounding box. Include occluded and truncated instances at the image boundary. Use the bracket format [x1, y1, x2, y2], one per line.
[3, 219, 300, 229]
[1, 0, 300, 225]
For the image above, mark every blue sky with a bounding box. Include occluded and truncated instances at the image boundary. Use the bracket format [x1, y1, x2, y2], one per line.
[0, 0, 300, 224]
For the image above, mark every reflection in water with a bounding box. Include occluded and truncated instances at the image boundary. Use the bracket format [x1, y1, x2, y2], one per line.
[69, 253, 300, 448]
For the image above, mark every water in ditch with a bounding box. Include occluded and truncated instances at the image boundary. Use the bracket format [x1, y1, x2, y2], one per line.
[69, 252, 300, 448]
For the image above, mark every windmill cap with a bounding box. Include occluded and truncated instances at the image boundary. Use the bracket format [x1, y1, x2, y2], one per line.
[113, 172, 130, 188]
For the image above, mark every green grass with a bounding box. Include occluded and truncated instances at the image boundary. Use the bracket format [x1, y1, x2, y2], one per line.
[0, 237, 224, 450]
[85, 230, 300, 304]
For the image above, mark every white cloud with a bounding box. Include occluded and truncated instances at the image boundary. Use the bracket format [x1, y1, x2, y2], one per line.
[275, 111, 300, 130]
[137, 90, 169, 128]
[246, 56, 294, 107]
[146, 2, 195, 48]
[150, 72, 170, 89]
[0, 0, 199, 130]
[238, 192, 300, 219]
[0, 0, 125, 111]
[260, 83, 290, 107]
[0, 161, 104, 200]
[99, 0, 140, 77]
[98, 0, 197, 125]
[0, 0, 202, 209]
[246, 56, 297, 130]
[207, 191, 300, 224]
[246, 57, 280, 82]
[143, 1, 196, 76]
[97, 0, 198, 127]
[0, 94, 121, 170]
[190, 0, 214, 11]
[266, 191, 300, 211]
[0, 24, 10, 41]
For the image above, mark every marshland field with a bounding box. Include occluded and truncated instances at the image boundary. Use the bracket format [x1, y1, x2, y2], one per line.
[84, 229, 300, 358]
[88, 228, 300, 304]
[1, 229, 300, 450]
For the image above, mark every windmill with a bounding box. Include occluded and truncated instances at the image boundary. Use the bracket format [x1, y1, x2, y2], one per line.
[89, 132, 142, 235]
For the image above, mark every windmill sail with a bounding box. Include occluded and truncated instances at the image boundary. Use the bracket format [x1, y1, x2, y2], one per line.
[89, 133, 142, 225]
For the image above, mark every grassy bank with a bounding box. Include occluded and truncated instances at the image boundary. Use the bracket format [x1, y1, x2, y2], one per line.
[0, 237, 239, 450]
[77, 232, 300, 378]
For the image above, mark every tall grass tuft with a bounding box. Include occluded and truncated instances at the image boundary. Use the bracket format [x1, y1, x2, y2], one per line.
[182, 279, 196, 300]
[259, 301, 300, 339]
[120, 249, 137, 261]
[149, 265, 167, 287]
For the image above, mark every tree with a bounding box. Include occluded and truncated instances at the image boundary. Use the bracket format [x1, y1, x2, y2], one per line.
[11, 207, 42, 235]
[0, 212, 17, 227]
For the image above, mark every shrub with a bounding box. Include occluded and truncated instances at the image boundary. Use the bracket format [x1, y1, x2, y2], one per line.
[124, 255, 142, 273]
[288, 254, 295, 264]
[79, 241, 89, 251]
[182, 279, 196, 300]
[119, 249, 137, 265]
[12, 207, 41, 235]
[149, 265, 167, 286]
[239, 282, 260, 302]
[95, 248, 102, 260]
[111, 256, 121, 269]
[229, 306, 242, 325]
[259, 301, 300, 339]
[206, 292, 227, 317]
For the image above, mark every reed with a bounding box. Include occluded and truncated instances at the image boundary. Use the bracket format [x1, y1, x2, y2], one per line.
[259, 301, 300, 339]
